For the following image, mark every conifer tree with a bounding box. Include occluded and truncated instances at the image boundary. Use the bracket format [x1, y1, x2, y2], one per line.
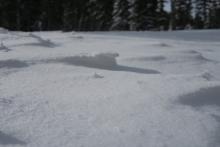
[175, 0, 192, 29]
[157, 0, 169, 30]
[194, 0, 211, 29]
[208, 0, 220, 28]
[132, 0, 158, 30]
[111, 0, 130, 30]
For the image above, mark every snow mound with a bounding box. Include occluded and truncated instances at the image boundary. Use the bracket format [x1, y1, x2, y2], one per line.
[57, 53, 119, 69]
[0, 28, 8, 34]
[182, 53, 213, 63]
[28, 33, 56, 48]
[72, 35, 84, 39]
[180, 50, 214, 63]
[154, 42, 171, 47]
[50, 52, 159, 74]
[0, 97, 12, 107]
[127, 55, 166, 62]
[182, 50, 200, 54]
[192, 53, 210, 61]
[0, 42, 11, 52]
[201, 72, 215, 81]
[167, 52, 214, 64]
[93, 73, 104, 79]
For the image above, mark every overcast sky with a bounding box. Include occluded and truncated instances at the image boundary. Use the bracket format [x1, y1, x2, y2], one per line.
[165, 0, 171, 12]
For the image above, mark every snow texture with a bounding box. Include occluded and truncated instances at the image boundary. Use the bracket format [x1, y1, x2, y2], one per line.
[0, 30, 220, 147]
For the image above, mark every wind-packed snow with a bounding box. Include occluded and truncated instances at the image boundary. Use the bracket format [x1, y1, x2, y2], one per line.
[0, 30, 220, 147]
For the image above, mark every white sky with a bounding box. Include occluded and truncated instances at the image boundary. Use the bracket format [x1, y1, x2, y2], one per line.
[165, 0, 171, 12]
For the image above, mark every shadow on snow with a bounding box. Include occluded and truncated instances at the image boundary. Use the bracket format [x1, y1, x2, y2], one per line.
[0, 131, 26, 145]
[52, 55, 160, 74]
[0, 60, 29, 69]
[178, 86, 220, 147]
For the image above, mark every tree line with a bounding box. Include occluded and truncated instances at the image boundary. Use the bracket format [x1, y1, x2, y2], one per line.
[0, 0, 220, 31]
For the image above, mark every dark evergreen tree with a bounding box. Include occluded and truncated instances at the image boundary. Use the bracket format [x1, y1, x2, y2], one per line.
[175, 0, 193, 29]
[19, 0, 42, 31]
[16, 0, 21, 30]
[132, 0, 158, 30]
[170, 0, 177, 30]
[194, 0, 210, 29]
[40, 0, 63, 30]
[85, 1, 99, 31]
[62, 0, 74, 31]
[0, 0, 17, 30]
[0, 0, 220, 31]
[208, 0, 220, 28]
[156, 0, 169, 30]
[111, 0, 130, 30]
[62, 0, 113, 31]
[92, 0, 114, 30]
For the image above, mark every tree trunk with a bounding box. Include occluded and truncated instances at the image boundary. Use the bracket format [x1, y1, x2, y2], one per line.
[16, 0, 21, 30]
[170, 0, 176, 30]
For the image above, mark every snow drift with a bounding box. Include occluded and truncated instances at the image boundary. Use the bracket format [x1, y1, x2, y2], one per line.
[0, 42, 11, 52]
[28, 33, 57, 48]
[57, 52, 119, 69]
[48, 53, 160, 74]
[0, 28, 8, 34]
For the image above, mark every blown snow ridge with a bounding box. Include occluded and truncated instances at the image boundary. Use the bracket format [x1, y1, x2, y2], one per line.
[56, 52, 120, 68]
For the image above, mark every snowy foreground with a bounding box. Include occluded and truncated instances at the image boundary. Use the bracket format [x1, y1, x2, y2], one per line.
[0, 29, 220, 147]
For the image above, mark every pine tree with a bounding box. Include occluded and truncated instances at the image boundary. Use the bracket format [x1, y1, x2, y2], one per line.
[156, 0, 169, 30]
[20, 0, 42, 31]
[94, 0, 114, 30]
[16, 0, 21, 30]
[170, 0, 176, 30]
[40, 0, 63, 30]
[1, 0, 219, 31]
[208, 0, 220, 28]
[127, 0, 136, 30]
[0, 0, 17, 30]
[62, 0, 74, 31]
[175, 0, 192, 29]
[111, 0, 130, 30]
[194, 0, 211, 29]
[85, 1, 99, 31]
[0, 0, 10, 28]
[77, 0, 92, 31]
[132, 0, 158, 30]
[62, 0, 89, 31]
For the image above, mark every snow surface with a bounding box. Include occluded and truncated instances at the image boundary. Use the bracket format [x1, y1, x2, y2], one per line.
[0, 30, 220, 147]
